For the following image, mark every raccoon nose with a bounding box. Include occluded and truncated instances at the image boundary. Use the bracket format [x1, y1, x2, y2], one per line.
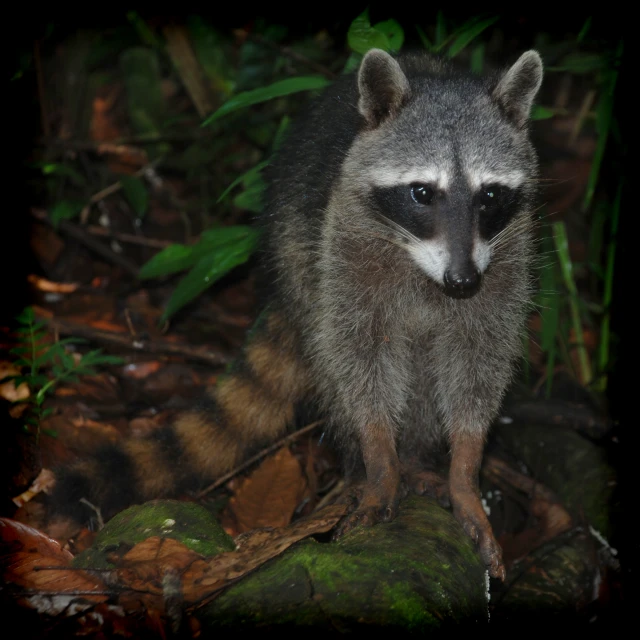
[443, 268, 481, 299]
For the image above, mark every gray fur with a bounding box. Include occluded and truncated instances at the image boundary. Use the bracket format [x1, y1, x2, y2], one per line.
[260, 49, 543, 474]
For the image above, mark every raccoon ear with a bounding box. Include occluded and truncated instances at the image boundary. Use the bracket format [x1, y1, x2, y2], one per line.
[358, 49, 410, 127]
[492, 50, 543, 127]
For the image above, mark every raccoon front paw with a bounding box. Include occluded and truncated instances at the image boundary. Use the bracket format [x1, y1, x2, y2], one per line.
[333, 484, 400, 538]
[452, 497, 505, 581]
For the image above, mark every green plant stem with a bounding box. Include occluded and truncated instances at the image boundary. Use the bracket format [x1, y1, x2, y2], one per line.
[552, 221, 592, 386]
[596, 181, 622, 392]
[582, 39, 622, 211]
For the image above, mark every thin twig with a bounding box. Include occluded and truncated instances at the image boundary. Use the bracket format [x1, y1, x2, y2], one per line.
[31, 208, 173, 249]
[89, 157, 163, 205]
[33, 209, 140, 277]
[39, 314, 234, 367]
[197, 420, 324, 498]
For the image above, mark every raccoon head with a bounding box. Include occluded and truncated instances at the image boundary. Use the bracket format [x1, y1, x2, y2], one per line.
[349, 48, 543, 299]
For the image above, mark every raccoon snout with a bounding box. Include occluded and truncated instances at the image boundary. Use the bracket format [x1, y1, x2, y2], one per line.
[443, 268, 482, 299]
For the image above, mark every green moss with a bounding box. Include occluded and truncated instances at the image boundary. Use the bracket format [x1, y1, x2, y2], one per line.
[204, 496, 488, 630]
[381, 582, 438, 628]
[73, 500, 234, 569]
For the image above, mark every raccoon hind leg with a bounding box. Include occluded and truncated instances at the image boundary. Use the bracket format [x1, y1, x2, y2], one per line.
[402, 464, 450, 508]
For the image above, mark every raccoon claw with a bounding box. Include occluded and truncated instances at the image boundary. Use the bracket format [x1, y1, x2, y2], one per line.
[333, 484, 399, 538]
[453, 500, 505, 580]
[334, 502, 398, 538]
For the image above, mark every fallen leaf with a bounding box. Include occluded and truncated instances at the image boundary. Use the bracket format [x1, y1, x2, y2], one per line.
[27, 274, 79, 294]
[13, 468, 56, 507]
[0, 518, 108, 615]
[0, 361, 30, 402]
[223, 447, 308, 535]
[116, 536, 202, 596]
[121, 360, 163, 379]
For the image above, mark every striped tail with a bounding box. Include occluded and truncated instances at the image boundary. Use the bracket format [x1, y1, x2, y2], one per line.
[49, 310, 311, 527]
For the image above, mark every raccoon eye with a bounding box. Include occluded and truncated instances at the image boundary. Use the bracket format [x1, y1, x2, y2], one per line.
[478, 184, 504, 211]
[410, 184, 436, 205]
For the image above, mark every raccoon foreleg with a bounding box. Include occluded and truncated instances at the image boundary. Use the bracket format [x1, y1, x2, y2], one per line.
[335, 424, 401, 534]
[449, 431, 505, 580]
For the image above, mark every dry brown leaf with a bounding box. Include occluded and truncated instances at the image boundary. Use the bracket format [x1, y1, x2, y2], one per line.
[0, 361, 30, 402]
[224, 447, 308, 535]
[56, 372, 120, 403]
[87, 319, 128, 333]
[181, 503, 347, 603]
[0, 518, 108, 614]
[27, 274, 79, 294]
[116, 537, 202, 596]
[121, 360, 163, 380]
[13, 468, 56, 507]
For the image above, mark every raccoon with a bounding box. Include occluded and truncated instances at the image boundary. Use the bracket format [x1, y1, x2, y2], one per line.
[50, 48, 543, 580]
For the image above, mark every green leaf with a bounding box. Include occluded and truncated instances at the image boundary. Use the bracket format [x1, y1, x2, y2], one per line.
[372, 19, 404, 52]
[470, 43, 485, 74]
[530, 105, 555, 120]
[577, 16, 592, 43]
[15, 307, 35, 325]
[9, 346, 33, 356]
[233, 175, 266, 213]
[552, 221, 592, 385]
[415, 25, 433, 52]
[596, 181, 622, 392]
[82, 353, 124, 366]
[120, 47, 168, 159]
[342, 52, 362, 74]
[161, 232, 260, 322]
[203, 76, 331, 126]
[51, 364, 64, 379]
[187, 16, 234, 97]
[347, 9, 390, 54]
[548, 52, 605, 74]
[199, 226, 258, 249]
[59, 350, 76, 370]
[218, 161, 269, 203]
[139, 244, 197, 280]
[139, 226, 258, 280]
[28, 374, 50, 387]
[37, 162, 87, 186]
[56, 337, 88, 347]
[272, 115, 290, 152]
[435, 11, 447, 48]
[73, 366, 97, 378]
[126, 11, 163, 49]
[583, 46, 621, 211]
[119, 175, 149, 217]
[447, 16, 499, 58]
[50, 200, 86, 228]
[537, 238, 561, 352]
